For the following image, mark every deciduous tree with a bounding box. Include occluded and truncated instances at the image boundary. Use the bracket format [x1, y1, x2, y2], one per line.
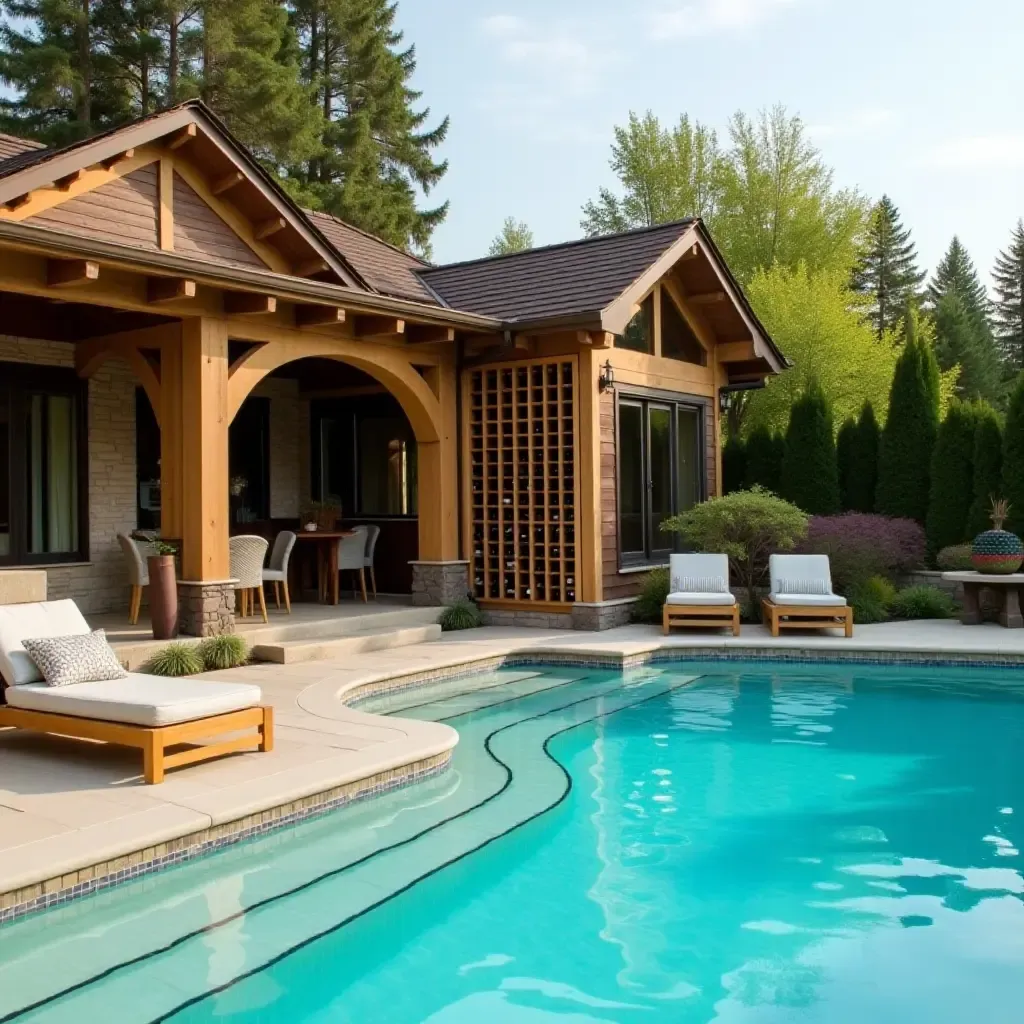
[488, 217, 533, 256]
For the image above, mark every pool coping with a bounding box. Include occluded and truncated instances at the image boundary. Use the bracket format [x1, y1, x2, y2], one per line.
[4, 634, 1024, 925]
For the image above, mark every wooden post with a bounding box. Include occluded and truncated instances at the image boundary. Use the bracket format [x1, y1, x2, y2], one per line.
[159, 326, 184, 540]
[577, 347, 603, 603]
[179, 317, 230, 581]
[417, 355, 459, 561]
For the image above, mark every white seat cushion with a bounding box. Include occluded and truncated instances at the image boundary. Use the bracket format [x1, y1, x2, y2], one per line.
[261, 569, 286, 582]
[769, 593, 846, 608]
[666, 592, 737, 606]
[5, 672, 261, 727]
[0, 599, 91, 686]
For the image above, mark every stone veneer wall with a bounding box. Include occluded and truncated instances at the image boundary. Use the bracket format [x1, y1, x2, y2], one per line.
[410, 561, 469, 606]
[0, 336, 137, 615]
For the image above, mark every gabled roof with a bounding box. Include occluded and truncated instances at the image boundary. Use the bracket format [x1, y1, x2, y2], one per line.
[0, 133, 44, 162]
[419, 220, 695, 323]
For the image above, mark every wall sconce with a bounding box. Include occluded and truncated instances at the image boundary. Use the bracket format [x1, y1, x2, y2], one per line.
[718, 389, 734, 413]
[598, 359, 614, 392]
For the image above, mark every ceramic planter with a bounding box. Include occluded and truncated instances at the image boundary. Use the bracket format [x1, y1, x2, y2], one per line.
[147, 554, 179, 639]
[971, 529, 1024, 574]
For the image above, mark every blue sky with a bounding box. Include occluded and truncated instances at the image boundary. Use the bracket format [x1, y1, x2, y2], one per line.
[399, 0, 1024, 288]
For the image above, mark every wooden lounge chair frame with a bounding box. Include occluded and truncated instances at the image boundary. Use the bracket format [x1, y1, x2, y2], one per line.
[761, 598, 853, 638]
[663, 603, 741, 636]
[0, 703, 273, 784]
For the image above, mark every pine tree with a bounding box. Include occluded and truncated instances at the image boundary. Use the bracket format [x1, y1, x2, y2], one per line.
[933, 290, 1002, 404]
[992, 220, 1024, 372]
[926, 400, 976, 558]
[928, 237, 991, 320]
[968, 402, 1003, 537]
[722, 434, 746, 495]
[744, 425, 783, 491]
[779, 378, 839, 515]
[876, 312, 940, 523]
[846, 401, 880, 513]
[1002, 375, 1024, 535]
[851, 195, 925, 339]
[837, 416, 856, 510]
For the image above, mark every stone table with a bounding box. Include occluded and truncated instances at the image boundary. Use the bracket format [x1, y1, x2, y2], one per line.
[941, 571, 1024, 628]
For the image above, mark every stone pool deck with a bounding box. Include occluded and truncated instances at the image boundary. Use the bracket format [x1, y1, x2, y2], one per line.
[2, 617, 1023, 919]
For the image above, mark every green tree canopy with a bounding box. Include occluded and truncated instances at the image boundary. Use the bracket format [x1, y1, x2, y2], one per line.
[851, 195, 925, 339]
[744, 425, 783, 492]
[968, 401, 1003, 537]
[1002, 375, 1024, 535]
[837, 416, 856, 510]
[845, 401, 881, 513]
[992, 219, 1024, 372]
[488, 217, 533, 256]
[722, 434, 747, 495]
[928, 236, 991, 323]
[933, 290, 1002, 404]
[779, 378, 840, 515]
[926, 400, 977, 558]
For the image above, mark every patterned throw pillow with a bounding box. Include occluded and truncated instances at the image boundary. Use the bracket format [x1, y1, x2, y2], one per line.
[21, 630, 128, 688]
[674, 575, 729, 593]
[776, 578, 831, 596]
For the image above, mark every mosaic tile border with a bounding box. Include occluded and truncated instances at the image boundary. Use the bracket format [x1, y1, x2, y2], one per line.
[0, 751, 451, 927]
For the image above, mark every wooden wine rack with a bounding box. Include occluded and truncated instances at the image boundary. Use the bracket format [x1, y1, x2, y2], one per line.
[465, 357, 578, 605]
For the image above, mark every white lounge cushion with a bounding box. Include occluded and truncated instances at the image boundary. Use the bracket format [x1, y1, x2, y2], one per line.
[0, 599, 90, 686]
[666, 592, 737, 606]
[5, 672, 261, 727]
[769, 554, 833, 596]
[669, 553, 730, 594]
[769, 593, 847, 608]
[775, 577, 831, 596]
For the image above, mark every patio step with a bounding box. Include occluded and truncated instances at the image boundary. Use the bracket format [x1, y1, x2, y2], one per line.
[234, 605, 443, 645]
[251, 623, 442, 664]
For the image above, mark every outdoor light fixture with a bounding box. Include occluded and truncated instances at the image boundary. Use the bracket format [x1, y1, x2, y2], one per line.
[718, 389, 733, 413]
[598, 359, 614, 392]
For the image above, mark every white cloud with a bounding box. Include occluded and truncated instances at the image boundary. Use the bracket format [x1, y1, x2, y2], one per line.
[646, 0, 800, 39]
[928, 134, 1024, 170]
[807, 107, 898, 141]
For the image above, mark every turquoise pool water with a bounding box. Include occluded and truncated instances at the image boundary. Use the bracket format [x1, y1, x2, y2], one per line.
[2, 661, 1024, 1023]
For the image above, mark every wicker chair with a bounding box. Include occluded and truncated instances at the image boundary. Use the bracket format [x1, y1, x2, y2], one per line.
[362, 525, 381, 598]
[336, 527, 369, 602]
[229, 534, 269, 622]
[116, 532, 153, 625]
[262, 530, 296, 613]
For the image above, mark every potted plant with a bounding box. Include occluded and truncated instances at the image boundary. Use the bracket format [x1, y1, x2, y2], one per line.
[147, 540, 179, 640]
[303, 500, 341, 532]
[971, 498, 1024, 574]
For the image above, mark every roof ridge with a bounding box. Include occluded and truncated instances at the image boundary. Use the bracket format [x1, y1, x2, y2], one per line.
[306, 209, 429, 266]
[423, 218, 696, 275]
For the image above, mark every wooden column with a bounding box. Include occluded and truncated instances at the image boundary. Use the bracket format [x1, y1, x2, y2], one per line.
[178, 317, 230, 581]
[577, 347, 603, 602]
[417, 355, 459, 561]
[159, 325, 184, 540]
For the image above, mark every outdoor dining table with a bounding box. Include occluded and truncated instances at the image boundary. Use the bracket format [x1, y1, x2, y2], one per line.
[295, 529, 357, 605]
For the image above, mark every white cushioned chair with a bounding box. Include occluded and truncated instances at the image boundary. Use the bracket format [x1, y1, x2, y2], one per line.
[116, 532, 153, 625]
[0, 599, 272, 783]
[262, 530, 296, 613]
[663, 553, 740, 636]
[763, 554, 852, 637]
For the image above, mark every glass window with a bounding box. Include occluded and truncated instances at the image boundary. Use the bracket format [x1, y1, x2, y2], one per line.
[358, 417, 418, 515]
[648, 406, 673, 556]
[618, 402, 644, 555]
[28, 393, 79, 555]
[676, 408, 701, 513]
[0, 388, 9, 558]
[617, 294, 654, 353]
[229, 397, 270, 523]
[661, 290, 707, 365]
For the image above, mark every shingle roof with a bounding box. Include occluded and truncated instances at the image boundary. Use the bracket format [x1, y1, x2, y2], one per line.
[418, 220, 696, 322]
[306, 210, 438, 304]
[0, 133, 46, 164]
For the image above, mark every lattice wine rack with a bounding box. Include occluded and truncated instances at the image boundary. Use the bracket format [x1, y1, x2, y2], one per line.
[466, 358, 578, 604]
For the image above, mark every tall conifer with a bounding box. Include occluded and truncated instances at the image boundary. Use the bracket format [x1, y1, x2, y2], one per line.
[992, 220, 1024, 372]
[846, 401, 880, 513]
[1002, 375, 1024, 535]
[926, 400, 976, 558]
[968, 402, 1003, 537]
[779, 378, 839, 515]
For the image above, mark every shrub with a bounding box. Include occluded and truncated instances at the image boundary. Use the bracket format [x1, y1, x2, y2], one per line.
[837, 416, 856, 511]
[722, 435, 747, 495]
[198, 634, 249, 671]
[876, 313, 940, 523]
[847, 574, 896, 624]
[926, 400, 976, 559]
[846, 401, 880, 513]
[889, 585, 956, 620]
[968, 402, 1003, 537]
[800, 513, 925, 593]
[779, 378, 840, 515]
[936, 543, 973, 571]
[662, 487, 807, 612]
[631, 567, 670, 624]
[146, 641, 203, 677]
[744, 426, 783, 492]
[1003, 375, 1024, 535]
[439, 599, 484, 631]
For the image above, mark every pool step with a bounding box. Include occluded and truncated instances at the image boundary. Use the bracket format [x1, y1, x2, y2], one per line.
[251, 623, 442, 664]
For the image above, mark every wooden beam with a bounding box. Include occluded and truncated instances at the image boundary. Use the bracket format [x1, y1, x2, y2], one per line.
[353, 315, 405, 338]
[55, 169, 84, 191]
[591, 331, 614, 348]
[255, 217, 287, 241]
[101, 148, 135, 170]
[716, 341, 757, 363]
[689, 291, 727, 305]
[47, 258, 100, 288]
[211, 170, 244, 196]
[406, 324, 455, 344]
[158, 157, 174, 251]
[148, 277, 196, 304]
[295, 258, 329, 277]
[167, 123, 197, 150]
[4, 194, 30, 211]
[295, 304, 346, 327]
[680, 244, 700, 261]
[223, 292, 277, 315]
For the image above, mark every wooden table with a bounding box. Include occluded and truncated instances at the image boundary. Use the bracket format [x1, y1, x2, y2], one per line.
[941, 571, 1024, 628]
[295, 530, 357, 605]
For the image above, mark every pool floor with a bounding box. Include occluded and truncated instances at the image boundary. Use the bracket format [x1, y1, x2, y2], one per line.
[1, 662, 1023, 1022]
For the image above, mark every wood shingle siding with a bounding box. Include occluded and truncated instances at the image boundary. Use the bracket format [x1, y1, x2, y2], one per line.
[172, 172, 267, 269]
[29, 166, 160, 250]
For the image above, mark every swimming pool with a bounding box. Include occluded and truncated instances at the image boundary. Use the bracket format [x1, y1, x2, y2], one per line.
[2, 660, 1023, 1022]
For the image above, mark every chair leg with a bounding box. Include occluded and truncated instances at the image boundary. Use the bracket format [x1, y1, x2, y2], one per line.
[845, 608, 853, 638]
[732, 605, 741, 637]
[283, 580, 292, 613]
[273, 581, 280, 609]
[129, 585, 139, 625]
[143, 731, 164, 785]
[258, 585, 268, 624]
[370, 566, 377, 598]
[359, 568, 368, 603]
[259, 706, 274, 752]
[662, 604, 670, 635]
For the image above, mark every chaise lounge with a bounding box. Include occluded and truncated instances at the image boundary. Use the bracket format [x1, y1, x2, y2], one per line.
[761, 554, 853, 638]
[663, 553, 740, 636]
[0, 600, 273, 784]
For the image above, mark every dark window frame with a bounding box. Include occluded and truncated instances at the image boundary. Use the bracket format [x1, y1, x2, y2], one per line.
[615, 386, 708, 569]
[0, 361, 89, 567]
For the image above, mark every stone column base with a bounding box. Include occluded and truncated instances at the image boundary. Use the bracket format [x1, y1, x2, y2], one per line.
[177, 579, 237, 637]
[409, 561, 470, 607]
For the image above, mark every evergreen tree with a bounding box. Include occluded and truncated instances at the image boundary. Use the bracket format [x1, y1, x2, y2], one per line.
[488, 217, 533, 256]
[992, 220, 1024, 372]
[846, 401, 880, 513]
[928, 236, 991, 321]
[933, 290, 1002, 404]
[1002, 375, 1024, 535]
[876, 312, 940, 523]
[837, 416, 856, 510]
[779, 378, 839, 515]
[722, 434, 746, 495]
[851, 195, 925, 339]
[968, 401, 1003, 537]
[744, 425, 783, 491]
[926, 400, 976, 558]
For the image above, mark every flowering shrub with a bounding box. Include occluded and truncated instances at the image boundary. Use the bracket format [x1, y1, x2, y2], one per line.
[799, 513, 925, 593]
